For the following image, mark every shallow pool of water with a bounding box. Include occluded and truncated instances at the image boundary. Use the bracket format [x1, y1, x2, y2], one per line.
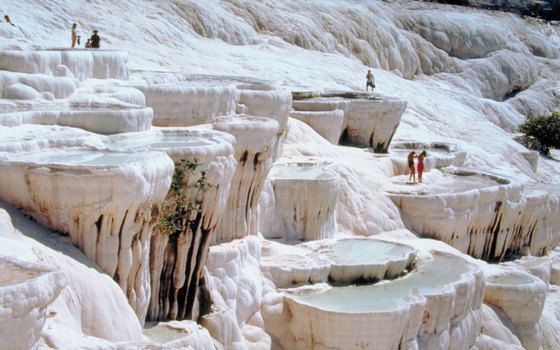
[288, 253, 475, 312]
[11, 151, 152, 166]
[113, 135, 215, 150]
[488, 273, 535, 286]
[330, 240, 413, 265]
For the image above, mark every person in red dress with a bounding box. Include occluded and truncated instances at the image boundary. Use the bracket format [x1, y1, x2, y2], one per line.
[417, 151, 427, 183]
[407, 151, 416, 183]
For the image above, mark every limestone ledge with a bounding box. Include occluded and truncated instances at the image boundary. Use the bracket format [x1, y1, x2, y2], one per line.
[262, 250, 485, 350]
[0, 207, 145, 348]
[0, 49, 129, 81]
[111, 128, 238, 321]
[260, 239, 331, 288]
[0, 124, 105, 153]
[0, 148, 174, 322]
[389, 168, 560, 260]
[134, 83, 239, 127]
[132, 72, 291, 161]
[484, 271, 547, 350]
[0, 107, 153, 134]
[0, 70, 77, 100]
[195, 115, 279, 244]
[265, 161, 340, 241]
[261, 238, 416, 288]
[289, 109, 345, 144]
[291, 91, 406, 153]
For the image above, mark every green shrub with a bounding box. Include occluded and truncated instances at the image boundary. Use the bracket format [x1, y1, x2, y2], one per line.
[517, 112, 560, 156]
[156, 158, 212, 236]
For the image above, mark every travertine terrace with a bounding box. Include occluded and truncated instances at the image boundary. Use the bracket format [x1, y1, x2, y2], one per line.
[1, 0, 560, 349]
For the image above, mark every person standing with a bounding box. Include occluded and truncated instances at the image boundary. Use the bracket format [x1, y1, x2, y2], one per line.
[407, 151, 417, 183]
[4, 15, 15, 26]
[366, 70, 375, 91]
[90, 30, 101, 48]
[71, 23, 78, 48]
[417, 151, 427, 183]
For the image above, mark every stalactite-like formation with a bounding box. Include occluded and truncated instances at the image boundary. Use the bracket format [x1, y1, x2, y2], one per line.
[146, 131, 237, 321]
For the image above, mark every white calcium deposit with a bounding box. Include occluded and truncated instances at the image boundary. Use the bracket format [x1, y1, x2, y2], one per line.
[0, 0, 560, 349]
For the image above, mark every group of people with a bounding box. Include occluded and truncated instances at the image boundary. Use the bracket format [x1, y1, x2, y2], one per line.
[407, 151, 427, 183]
[71, 23, 100, 48]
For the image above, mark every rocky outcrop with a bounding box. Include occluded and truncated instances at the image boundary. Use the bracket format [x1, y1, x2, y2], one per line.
[0, 71, 76, 99]
[0, 206, 146, 349]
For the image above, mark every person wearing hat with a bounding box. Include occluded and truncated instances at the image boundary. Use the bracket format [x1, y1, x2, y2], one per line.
[90, 30, 101, 48]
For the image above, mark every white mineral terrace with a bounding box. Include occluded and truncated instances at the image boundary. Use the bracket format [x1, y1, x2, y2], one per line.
[273, 251, 484, 350]
[484, 271, 547, 350]
[203, 115, 279, 243]
[109, 128, 237, 321]
[289, 109, 345, 144]
[0, 107, 153, 134]
[0, 124, 104, 153]
[0, 50, 129, 81]
[388, 168, 560, 260]
[0, 258, 65, 350]
[324, 238, 417, 284]
[237, 86, 291, 160]
[107, 127, 236, 164]
[132, 81, 238, 127]
[291, 91, 407, 153]
[264, 161, 340, 241]
[0, 149, 173, 322]
[0, 70, 76, 99]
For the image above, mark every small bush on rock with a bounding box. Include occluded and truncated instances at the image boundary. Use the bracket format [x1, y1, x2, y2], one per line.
[517, 112, 560, 156]
[156, 158, 212, 235]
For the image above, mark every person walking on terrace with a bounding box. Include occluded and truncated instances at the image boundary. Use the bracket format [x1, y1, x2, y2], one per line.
[417, 151, 427, 183]
[407, 151, 417, 183]
[71, 23, 78, 48]
[90, 30, 101, 48]
[4, 15, 15, 26]
[366, 70, 375, 92]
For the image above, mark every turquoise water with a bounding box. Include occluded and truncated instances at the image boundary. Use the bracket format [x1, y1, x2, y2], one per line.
[287, 253, 475, 312]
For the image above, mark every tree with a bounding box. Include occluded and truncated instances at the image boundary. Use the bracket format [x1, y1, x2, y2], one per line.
[517, 112, 560, 156]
